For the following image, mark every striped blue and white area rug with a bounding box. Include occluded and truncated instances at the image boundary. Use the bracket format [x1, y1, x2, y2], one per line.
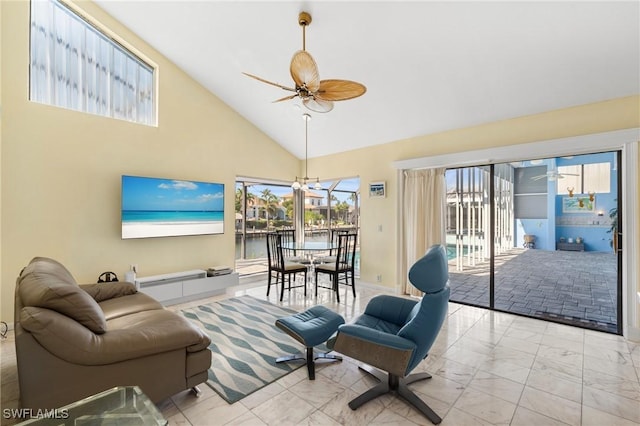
[181, 295, 321, 403]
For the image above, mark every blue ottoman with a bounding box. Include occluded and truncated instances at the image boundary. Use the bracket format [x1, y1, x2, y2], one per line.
[275, 305, 345, 380]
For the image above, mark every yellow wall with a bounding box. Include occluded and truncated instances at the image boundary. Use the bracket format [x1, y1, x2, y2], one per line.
[0, 0, 299, 322]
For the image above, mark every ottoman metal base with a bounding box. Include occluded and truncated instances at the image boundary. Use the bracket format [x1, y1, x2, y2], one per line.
[275, 305, 345, 380]
[276, 347, 342, 380]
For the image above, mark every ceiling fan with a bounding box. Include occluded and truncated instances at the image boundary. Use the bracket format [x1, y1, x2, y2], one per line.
[530, 170, 579, 181]
[242, 12, 366, 113]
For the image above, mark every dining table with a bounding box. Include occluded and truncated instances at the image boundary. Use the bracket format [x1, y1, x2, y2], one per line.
[281, 241, 337, 253]
[281, 241, 337, 284]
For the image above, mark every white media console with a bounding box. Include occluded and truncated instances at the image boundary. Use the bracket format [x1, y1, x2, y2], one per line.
[134, 269, 239, 305]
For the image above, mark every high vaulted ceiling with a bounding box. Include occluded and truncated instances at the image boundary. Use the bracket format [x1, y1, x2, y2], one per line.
[95, 1, 639, 159]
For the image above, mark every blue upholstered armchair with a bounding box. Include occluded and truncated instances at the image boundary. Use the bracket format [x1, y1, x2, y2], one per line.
[327, 244, 450, 424]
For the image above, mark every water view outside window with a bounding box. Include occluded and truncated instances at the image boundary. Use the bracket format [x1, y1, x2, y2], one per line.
[235, 178, 360, 276]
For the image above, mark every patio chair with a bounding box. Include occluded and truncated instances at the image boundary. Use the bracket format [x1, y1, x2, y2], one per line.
[266, 232, 308, 301]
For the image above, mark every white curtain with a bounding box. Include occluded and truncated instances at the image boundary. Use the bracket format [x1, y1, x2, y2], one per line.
[399, 168, 447, 296]
[30, 0, 154, 125]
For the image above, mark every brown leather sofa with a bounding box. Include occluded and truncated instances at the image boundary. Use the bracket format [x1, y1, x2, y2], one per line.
[14, 257, 212, 409]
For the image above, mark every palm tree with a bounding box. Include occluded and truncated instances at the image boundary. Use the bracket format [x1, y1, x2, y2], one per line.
[235, 188, 242, 212]
[282, 198, 294, 222]
[348, 193, 359, 225]
[235, 188, 255, 215]
[259, 189, 279, 230]
[336, 201, 349, 223]
[329, 194, 339, 224]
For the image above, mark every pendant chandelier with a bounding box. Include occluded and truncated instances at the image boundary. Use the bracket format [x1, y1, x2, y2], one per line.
[291, 113, 322, 191]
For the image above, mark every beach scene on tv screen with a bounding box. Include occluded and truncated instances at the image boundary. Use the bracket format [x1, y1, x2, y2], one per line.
[122, 176, 224, 239]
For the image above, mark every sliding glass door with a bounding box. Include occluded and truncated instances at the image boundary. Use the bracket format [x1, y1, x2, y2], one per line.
[447, 151, 621, 334]
[446, 166, 491, 308]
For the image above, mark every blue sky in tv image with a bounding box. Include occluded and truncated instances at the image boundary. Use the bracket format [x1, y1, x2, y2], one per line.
[121, 175, 224, 215]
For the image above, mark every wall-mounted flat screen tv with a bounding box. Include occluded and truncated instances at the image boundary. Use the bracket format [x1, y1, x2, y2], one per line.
[121, 175, 224, 239]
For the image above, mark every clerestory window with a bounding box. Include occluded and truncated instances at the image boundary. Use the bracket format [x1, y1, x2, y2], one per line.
[557, 162, 611, 194]
[30, 0, 156, 126]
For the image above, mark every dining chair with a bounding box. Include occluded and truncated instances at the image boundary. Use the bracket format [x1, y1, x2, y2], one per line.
[316, 229, 351, 264]
[266, 232, 308, 301]
[314, 232, 357, 303]
[276, 229, 310, 264]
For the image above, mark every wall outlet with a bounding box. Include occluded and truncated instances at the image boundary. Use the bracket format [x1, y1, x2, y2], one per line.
[376, 274, 382, 282]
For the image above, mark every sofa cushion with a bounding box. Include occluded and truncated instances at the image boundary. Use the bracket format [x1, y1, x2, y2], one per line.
[19, 268, 107, 334]
[99, 292, 163, 321]
[81, 282, 138, 303]
[21, 257, 78, 286]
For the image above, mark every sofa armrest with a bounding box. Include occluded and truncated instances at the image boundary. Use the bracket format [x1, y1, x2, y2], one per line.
[20, 306, 210, 366]
[80, 282, 137, 302]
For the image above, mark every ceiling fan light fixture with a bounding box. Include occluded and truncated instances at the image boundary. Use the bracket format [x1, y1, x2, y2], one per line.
[243, 11, 366, 113]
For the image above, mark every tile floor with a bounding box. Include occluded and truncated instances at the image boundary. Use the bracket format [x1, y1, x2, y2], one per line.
[2, 279, 639, 425]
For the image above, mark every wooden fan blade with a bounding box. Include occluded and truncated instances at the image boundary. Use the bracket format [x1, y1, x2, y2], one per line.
[273, 94, 298, 103]
[290, 51, 320, 92]
[316, 79, 367, 101]
[303, 97, 333, 113]
[242, 72, 296, 92]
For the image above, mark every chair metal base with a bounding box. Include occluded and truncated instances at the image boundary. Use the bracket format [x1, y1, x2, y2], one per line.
[275, 347, 342, 380]
[350, 364, 442, 425]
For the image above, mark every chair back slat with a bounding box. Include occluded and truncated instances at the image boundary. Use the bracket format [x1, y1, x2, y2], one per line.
[266, 231, 308, 301]
[266, 232, 284, 269]
[276, 229, 297, 257]
[336, 233, 357, 269]
[329, 229, 351, 252]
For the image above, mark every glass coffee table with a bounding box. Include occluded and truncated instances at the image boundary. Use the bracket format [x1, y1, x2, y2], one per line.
[16, 386, 167, 425]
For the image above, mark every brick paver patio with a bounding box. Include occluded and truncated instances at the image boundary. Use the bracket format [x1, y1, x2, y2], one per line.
[449, 248, 618, 333]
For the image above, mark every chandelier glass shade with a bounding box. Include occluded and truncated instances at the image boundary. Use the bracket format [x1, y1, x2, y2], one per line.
[292, 113, 322, 191]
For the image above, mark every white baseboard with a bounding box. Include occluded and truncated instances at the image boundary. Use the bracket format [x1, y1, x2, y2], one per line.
[353, 279, 402, 294]
[626, 325, 640, 343]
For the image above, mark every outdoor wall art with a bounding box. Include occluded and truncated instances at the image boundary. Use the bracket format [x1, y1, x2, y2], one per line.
[562, 195, 595, 213]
